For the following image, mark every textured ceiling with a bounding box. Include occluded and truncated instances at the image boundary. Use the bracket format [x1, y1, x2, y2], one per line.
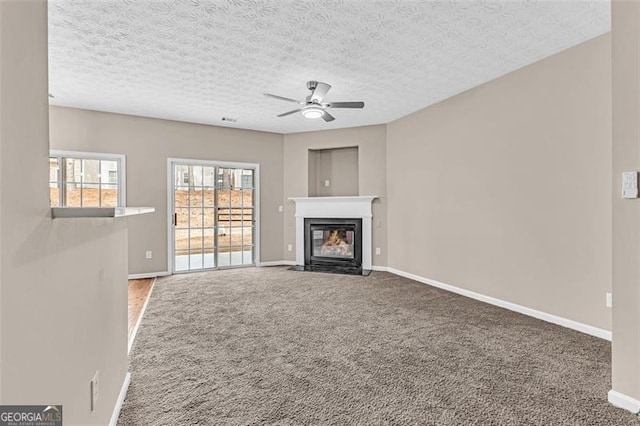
[48, 0, 610, 134]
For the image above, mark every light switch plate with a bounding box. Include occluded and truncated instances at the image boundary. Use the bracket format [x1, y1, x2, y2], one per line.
[622, 171, 638, 199]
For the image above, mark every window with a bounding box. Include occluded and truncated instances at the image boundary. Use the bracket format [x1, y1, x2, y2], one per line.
[49, 151, 126, 208]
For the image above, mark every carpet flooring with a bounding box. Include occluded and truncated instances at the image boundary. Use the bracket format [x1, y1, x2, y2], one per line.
[118, 267, 640, 425]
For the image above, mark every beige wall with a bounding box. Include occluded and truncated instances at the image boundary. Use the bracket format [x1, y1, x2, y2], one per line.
[611, 0, 640, 402]
[284, 125, 387, 267]
[308, 147, 359, 197]
[0, 1, 128, 424]
[49, 107, 285, 274]
[1, 0, 628, 420]
[387, 34, 612, 330]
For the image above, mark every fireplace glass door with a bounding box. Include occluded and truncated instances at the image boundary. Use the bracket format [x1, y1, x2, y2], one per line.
[305, 218, 362, 270]
[312, 229, 355, 259]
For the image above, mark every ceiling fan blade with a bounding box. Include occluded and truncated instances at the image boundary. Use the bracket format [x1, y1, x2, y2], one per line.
[326, 101, 365, 109]
[311, 82, 331, 103]
[264, 93, 300, 103]
[321, 111, 335, 122]
[277, 109, 301, 117]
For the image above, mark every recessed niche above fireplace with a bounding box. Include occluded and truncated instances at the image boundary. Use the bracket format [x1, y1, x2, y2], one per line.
[308, 146, 359, 197]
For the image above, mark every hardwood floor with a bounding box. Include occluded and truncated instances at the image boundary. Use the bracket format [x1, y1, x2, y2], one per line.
[128, 278, 155, 340]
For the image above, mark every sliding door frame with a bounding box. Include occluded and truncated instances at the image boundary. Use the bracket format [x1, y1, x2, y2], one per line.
[166, 158, 260, 274]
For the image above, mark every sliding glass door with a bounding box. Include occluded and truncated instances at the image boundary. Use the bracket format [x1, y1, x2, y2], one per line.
[170, 160, 257, 273]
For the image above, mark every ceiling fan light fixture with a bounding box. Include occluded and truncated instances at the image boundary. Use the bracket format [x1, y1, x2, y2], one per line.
[302, 106, 324, 119]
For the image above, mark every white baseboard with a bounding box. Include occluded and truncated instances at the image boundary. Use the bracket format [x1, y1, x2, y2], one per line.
[608, 389, 640, 413]
[371, 265, 389, 272]
[257, 260, 296, 267]
[109, 372, 131, 426]
[128, 271, 170, 280]
[128, 278, 157, 355]
[386, 267, 612, 341]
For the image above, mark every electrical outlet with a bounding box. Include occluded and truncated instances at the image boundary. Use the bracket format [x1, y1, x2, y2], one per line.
[91, 371, 99, 411]
[375, 247, 381, 255]
[606, 292, 612, 308]
[324, 180, 330, 187]
[287, 244, 292, 252]
[278, 205, 283, 213]
[145, 250, 152, 259]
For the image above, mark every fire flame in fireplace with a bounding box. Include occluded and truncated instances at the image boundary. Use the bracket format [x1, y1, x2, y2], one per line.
[321, 230, 353, 257]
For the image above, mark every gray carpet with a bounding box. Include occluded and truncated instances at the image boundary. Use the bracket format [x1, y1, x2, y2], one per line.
[118, 267, 639, 425]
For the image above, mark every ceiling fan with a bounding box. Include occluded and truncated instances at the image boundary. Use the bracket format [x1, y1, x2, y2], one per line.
[264, 81, 364, 122]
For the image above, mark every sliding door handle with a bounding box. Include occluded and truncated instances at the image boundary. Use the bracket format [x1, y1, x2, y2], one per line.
[173, 212, 177, 226]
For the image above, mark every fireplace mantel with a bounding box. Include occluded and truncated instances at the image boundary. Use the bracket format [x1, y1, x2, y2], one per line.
[289, 196, 377, 218]
[289, 196, 377, 270]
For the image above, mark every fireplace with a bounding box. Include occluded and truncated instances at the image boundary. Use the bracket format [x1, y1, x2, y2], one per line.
[304, 218, 362, 270]
[288, 196, 376, 276]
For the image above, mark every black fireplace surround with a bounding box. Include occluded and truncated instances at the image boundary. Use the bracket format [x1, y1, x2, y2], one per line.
[304, 217, 362, 272]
